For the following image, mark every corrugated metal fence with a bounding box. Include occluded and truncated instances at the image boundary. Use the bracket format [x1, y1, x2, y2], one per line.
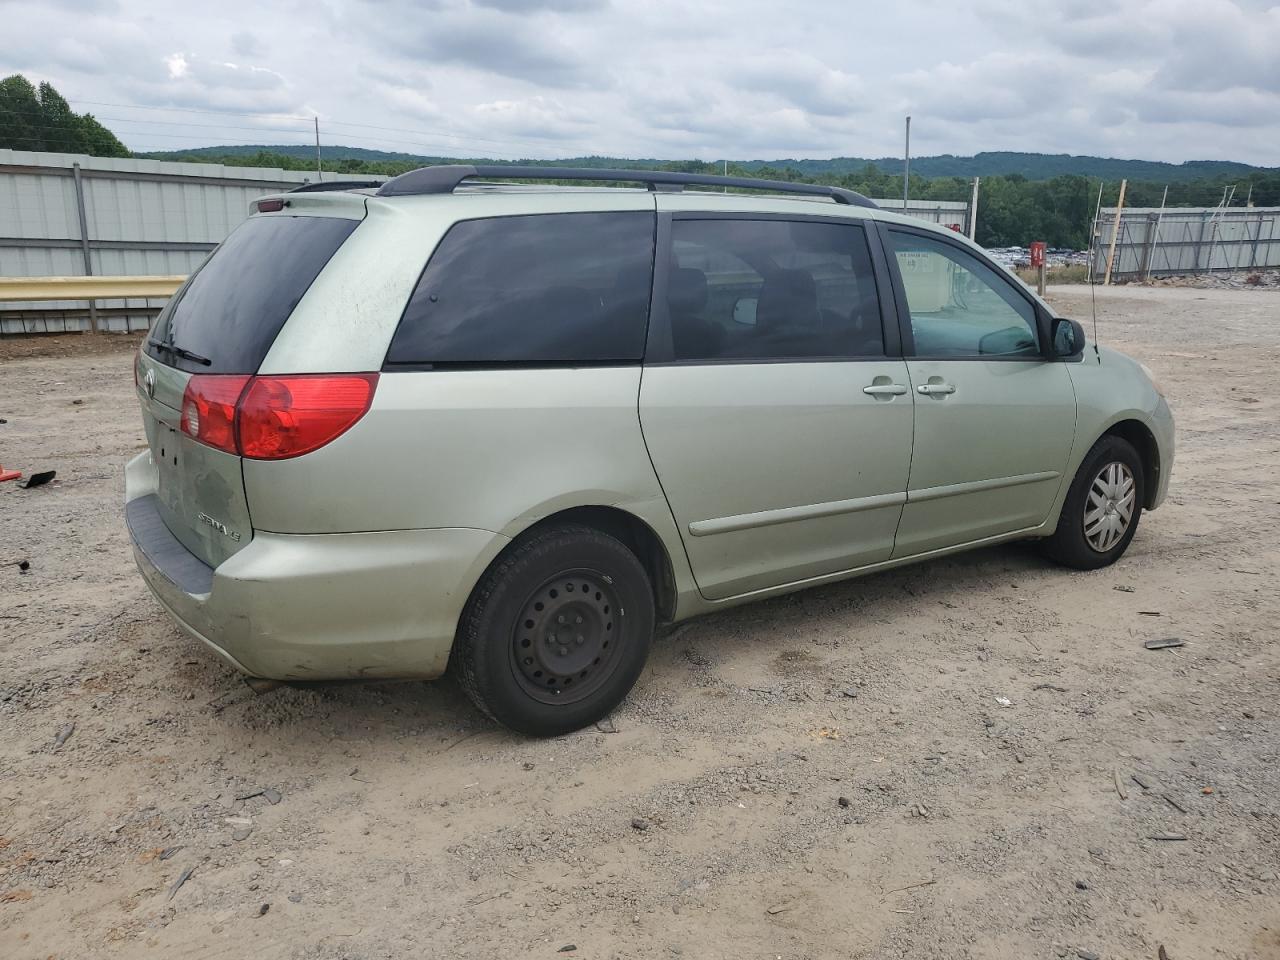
[1, 149, 970, 334]
[1092, 205, 1280, 280]
[0, 149, 323, 333]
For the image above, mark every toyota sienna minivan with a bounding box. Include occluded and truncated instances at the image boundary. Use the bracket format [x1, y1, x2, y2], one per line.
[126, 165, 1174, 735]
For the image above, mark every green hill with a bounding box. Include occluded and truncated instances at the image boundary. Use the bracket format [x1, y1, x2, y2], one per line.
[141, 144, 1275, 182]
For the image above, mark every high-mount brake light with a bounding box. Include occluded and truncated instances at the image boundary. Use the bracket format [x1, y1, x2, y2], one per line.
[177, 373, 378, 460]
[256, 198, 287, 213]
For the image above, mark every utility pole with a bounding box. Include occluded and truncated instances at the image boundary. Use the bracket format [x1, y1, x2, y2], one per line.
[1145, 184, 1168, 281]
[314, 117, 323, 181]
[902, 116, 911, 210]
[968, 176, 980, 240]
[1103, 178, 1128, 286]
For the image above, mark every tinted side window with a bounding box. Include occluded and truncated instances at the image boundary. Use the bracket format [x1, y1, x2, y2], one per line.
[147, 215, 358, 374]
[887, 230, 1039, 358]
[666, 219, 883, 361]
[386, 212, 654, 365]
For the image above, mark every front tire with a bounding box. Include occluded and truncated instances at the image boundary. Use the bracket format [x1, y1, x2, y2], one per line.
[452, 523, 655, 737]
[1041, 435, 1145, 570]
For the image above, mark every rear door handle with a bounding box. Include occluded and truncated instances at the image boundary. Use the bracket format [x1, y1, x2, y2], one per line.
[863, 383, 908, 397]
[917, 382, 956, 396]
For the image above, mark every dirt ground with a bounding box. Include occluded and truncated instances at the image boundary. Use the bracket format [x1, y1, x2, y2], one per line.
[1, 285, 1278, 960]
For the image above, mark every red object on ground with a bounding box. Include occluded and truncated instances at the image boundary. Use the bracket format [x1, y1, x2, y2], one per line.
[1030, 241, 1047, 268]
[0, 465, 22, 482]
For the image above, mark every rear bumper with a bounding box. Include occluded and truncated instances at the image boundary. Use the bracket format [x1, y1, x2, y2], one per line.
[125, 454, 508, 680]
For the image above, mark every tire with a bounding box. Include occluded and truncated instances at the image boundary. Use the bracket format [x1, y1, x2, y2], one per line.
[1041, 435, 1145, 570]
[452, 523, 655, 737]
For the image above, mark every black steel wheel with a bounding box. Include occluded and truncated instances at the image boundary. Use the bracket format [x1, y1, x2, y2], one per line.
[510, 570, 623, 705]
[453, 523, 655, 736]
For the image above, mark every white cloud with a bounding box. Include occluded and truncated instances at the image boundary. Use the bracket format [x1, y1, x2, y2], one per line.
[0, 0, 1276, 165]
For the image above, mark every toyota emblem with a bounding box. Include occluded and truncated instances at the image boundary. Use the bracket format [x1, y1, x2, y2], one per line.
[144, 368, 156, 398]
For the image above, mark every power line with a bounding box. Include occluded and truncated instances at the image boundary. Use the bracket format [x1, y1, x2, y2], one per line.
[66, 97, 566, 151]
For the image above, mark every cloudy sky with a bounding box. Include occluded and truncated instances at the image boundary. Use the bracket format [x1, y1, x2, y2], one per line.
[4, 0, 1279, 164]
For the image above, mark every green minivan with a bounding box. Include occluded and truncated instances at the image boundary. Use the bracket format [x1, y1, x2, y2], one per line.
[126, 166, 1174, 735]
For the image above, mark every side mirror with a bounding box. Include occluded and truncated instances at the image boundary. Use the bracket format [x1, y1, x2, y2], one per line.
[731, 297, 758, 326]
[1051, 317, 1086, 359]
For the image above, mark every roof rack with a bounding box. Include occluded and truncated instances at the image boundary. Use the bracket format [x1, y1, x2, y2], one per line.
[289, 179, 386, 194]
[374, 164, 878, 209]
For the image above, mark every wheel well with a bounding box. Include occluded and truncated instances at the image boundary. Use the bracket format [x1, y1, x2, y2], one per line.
[1102, 419, 1160, 508]
[522, 506, 678, 622]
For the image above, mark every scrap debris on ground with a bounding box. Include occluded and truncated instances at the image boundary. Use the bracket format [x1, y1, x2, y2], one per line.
[1, 285, 1278, 959]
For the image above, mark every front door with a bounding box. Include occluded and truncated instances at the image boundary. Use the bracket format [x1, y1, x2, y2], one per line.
[639, 209, 914, 600]
[882, 226, 1077, 557]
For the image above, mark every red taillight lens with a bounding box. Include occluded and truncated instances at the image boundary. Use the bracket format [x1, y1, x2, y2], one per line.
[238, 374, 378, 460]
[180, 375, 250, 454]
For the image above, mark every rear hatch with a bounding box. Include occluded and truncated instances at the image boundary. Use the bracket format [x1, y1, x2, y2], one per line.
[137, 208, 362, 569]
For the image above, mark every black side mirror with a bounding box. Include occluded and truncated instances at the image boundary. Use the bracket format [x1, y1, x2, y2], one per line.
[1051, 317, 1086, 359]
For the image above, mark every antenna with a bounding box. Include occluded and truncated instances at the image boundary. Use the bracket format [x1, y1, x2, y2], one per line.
[1090, 262, 1101, 360]
[1089, 181, 1104, 359]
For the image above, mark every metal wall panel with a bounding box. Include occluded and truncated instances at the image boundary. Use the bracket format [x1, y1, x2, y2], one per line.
[1, 149, 325, 332]
[1092, 206, 1280, 279]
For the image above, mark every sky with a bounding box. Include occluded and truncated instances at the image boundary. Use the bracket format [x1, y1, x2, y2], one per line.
[3, 0, 1279, 165]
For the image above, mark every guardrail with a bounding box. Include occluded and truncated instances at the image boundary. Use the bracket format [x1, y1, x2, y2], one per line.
[0, 275, 185, 302]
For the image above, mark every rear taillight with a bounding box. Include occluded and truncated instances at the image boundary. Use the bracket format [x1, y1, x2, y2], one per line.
[178, 373, 377, 460]
[239, 374, 378, 459]
[180, 375, 250, 454]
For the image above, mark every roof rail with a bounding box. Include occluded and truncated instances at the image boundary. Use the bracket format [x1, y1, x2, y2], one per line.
[289, 179, 385, 194]
[374, 164, 878, 209]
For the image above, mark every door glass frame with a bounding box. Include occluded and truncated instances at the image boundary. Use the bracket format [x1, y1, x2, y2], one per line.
[877, 221, 1054, 363]
[644, 211, 902, 365]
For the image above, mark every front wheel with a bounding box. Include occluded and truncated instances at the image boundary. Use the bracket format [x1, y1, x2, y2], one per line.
[452, 524, 655, 736]
[1041, 435, 1145, 570]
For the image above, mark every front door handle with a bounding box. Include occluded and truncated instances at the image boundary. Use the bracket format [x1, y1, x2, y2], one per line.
[863, 383, 908, 397]
[917, 382, 956, 396]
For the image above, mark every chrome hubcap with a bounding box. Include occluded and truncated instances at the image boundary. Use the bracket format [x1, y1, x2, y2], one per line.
[1084, 461, 1136, 552]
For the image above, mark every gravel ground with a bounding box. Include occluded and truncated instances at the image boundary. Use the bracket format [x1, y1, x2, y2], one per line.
[1, 285, 1278, 960]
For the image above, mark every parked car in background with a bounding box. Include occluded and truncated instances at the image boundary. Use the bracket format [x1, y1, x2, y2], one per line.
[126, 166, 1174, 735]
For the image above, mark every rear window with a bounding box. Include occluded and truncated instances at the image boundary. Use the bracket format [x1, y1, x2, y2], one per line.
[385, 211, 654, 366]
[147, 214, 359, 374]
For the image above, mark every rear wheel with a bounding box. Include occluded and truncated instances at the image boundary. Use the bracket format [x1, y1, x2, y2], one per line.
[1041, 435, 1145, 570]
[452, 524, 655, 736]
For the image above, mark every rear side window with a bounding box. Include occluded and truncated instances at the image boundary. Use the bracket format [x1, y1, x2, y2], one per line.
[666, 219, 883, 361]
[148, 215, 358, 374]
[385, 212, 654, 366]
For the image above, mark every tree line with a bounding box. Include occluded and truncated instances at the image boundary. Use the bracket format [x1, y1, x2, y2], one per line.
[0, 74, 129, 158]
[183, 153, 1279, 250]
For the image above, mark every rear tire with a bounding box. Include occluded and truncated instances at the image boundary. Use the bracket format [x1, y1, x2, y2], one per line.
[452, 523, 655, 737]
[1041, 435, 1145, 570]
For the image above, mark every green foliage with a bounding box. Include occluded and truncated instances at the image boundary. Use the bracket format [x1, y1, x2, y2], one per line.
[736, 151, 1268, 183]
[0, 74, 129, 157]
